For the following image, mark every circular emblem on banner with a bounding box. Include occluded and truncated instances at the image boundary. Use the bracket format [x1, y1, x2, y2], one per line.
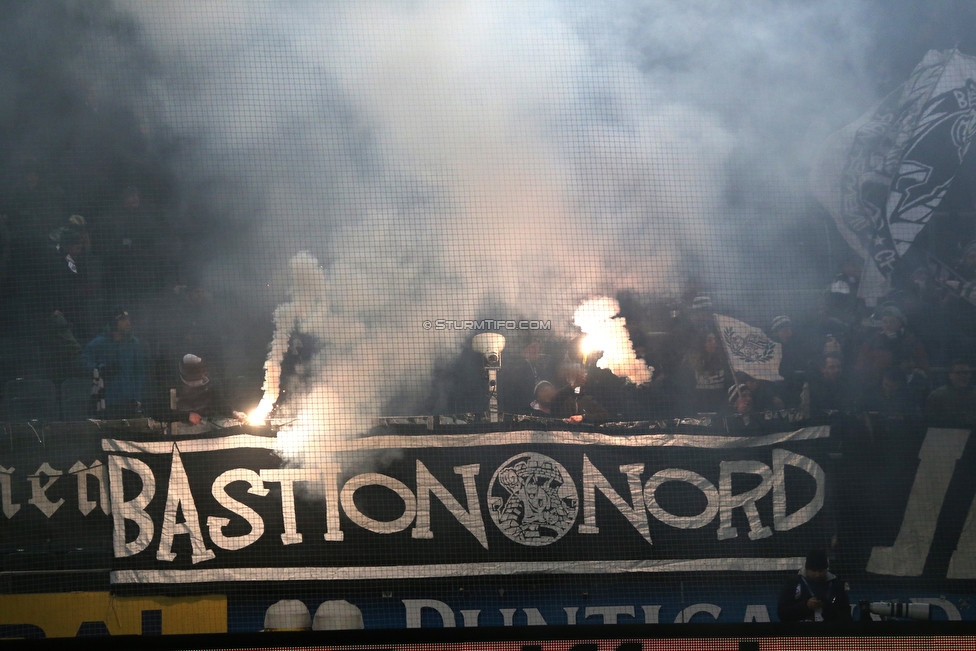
[487, 453, 578, 546]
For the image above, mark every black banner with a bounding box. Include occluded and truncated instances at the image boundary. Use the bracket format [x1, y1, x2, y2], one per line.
[104, 427, 828, 582]
[2, 419, 975, 587]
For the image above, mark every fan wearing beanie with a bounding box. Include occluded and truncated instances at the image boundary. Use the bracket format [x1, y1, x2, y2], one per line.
[777, 548, 851, 623]
[176, 353, 223, 424]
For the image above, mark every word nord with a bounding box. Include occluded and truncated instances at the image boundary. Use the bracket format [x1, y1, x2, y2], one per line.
[107, 441, 824, 564]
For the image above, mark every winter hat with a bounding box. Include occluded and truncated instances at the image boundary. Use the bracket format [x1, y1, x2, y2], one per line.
[805, 548, 829, 571]
[727, 383, 747, 403]
[534, 380, 555, 399]
[829, 279, 851, 295]
[180, 353, 209, 386]
[771, 315, 792, 331]
[879, 305, 906, 325]
[691, 295, 713, 311]
[109, 306, 130, 328]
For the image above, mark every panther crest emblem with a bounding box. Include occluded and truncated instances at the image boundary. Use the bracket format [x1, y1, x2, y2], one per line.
[487, 453, 578, 546]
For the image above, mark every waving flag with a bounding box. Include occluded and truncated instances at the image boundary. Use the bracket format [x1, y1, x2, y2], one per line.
[713, 314, 783, 382]
[813, 49, 976, 304]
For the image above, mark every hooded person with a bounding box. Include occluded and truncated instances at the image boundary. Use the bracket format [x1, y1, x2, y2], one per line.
[689, 295, 716, 335]
[81, 308, 147, 417]
[497, 337, 544, 415]
[530, 380, 557, 416]
[926, 359, 976, 421]
[777, 548, 852, 623]
[41, 223, 100, 341]
[855, 305, 929, 388]
[770, 315, 807, 406]
[550, 363, 612, 424]
[175, 353, 241, 424]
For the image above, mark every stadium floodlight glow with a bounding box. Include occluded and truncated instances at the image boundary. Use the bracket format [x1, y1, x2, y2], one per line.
[472, 333, 506, 422]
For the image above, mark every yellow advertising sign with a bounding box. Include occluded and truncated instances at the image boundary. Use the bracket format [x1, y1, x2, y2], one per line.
[0, 592, 226, 638]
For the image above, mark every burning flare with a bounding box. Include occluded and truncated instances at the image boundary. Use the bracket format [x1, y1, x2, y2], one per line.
[573, 297, 652, 385]
[248, 396, 275, 425]
[249, 252, 330, 425]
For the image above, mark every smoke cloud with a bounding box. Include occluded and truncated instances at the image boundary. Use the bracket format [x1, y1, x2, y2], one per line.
[116, 1, 962, 465]
[5, 1, 975, 465]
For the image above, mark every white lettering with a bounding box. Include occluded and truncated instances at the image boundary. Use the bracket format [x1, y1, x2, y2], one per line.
[499, 608, 516, 626]
[157, 445, 214, 564]
[772, 449, 824, 531]
[910, 597, 961, 620]
[644, 468, 718, 529]
[641, 605, 661, 624]
[322, 460, 344, 541]
[0, 464, 20, 518]
[579, 457, 650, 543]
[207, 468, 268, 551]
[717, 460, 773, 540]
[340, 473, 416, 534]
[403, 599, 455, 628]
[675, 603, 721, 623]
[585, 605, 635, 624]
[70, 460, 111, 516]
[564, 606, 579, 624]
[412, 462, 487, 549]
[744, 604, 770, 622]
[523, 608, 547, 625]
[260, 469, 323, 545]
[28, 462, 64, 518]
[867, 429, 969, 576]
[108, 455, 156, 558]
[948, 462, 976, 578]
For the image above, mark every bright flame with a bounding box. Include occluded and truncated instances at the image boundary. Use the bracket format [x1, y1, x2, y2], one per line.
[580, 333, 610, 357]
[573, 297, 653, 384]
[272, 384, 359, 464]
[248, 252, 328, 428]
[248, 396, 275, 425]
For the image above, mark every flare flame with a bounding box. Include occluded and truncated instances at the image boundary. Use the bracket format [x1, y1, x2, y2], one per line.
[573, 297, 653, 385]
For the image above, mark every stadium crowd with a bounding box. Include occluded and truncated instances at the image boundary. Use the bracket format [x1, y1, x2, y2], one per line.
[1, 187, 976, 426]
[494, 272, 976, 425]
[0, 186, 261, 423]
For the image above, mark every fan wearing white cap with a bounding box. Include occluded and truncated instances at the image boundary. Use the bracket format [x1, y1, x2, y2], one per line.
[175, 353, 240, 424]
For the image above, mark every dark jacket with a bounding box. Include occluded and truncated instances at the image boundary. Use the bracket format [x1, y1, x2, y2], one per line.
[855, 329, 929, 383]
[497, 355, 541, 415]
[175, 381, 229, 419]
[926, 384, 976, 420]
[859, 383, 922, 418]
[808, 373, 852, 414]
[551, 385, 612, 423]
[777, 568, 852, 623]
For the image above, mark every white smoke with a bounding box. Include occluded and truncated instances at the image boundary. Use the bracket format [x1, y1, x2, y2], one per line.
[117, 1, 880, 465]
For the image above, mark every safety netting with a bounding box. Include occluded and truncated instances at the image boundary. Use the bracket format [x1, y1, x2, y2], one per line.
[1, 0, 976, 639]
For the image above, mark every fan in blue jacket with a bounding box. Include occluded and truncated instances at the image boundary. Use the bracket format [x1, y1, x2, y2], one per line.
[81, 309, 147, 417]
